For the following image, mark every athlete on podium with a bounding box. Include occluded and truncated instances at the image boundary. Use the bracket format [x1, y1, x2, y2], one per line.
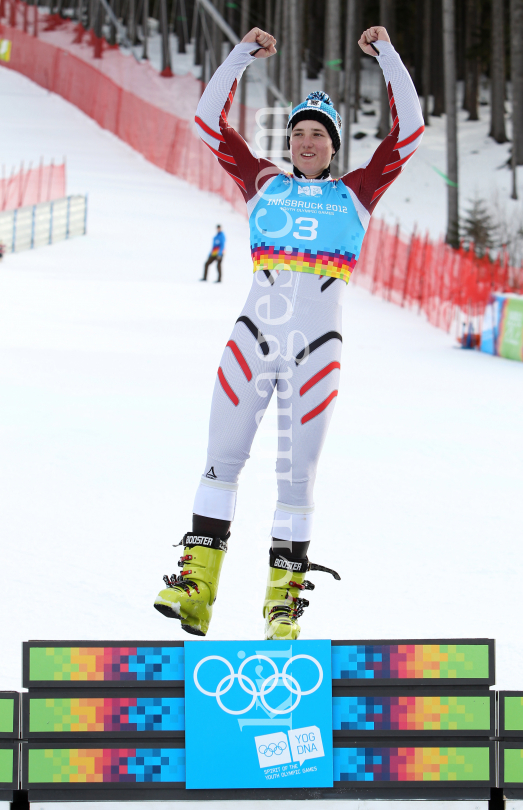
[155, 23, 424, 639]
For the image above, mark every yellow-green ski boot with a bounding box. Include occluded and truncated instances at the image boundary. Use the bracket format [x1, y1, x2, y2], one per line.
[263, 549, 340, 640]
[154, 532, 228, 636]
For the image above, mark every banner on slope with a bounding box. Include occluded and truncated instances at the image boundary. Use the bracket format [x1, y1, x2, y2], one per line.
[184, 640, 333, 790]
[481, 293, 523, 362]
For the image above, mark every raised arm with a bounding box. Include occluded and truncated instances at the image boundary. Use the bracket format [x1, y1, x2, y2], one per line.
[341, 27, 424, 224]
[195, 29, 280, 206]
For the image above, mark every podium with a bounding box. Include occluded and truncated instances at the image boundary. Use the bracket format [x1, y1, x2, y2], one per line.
[10, 637, 504, 802]
[0, 693, 19, 802]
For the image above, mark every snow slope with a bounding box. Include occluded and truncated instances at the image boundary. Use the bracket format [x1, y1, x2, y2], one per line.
[1, 60, 523, 722]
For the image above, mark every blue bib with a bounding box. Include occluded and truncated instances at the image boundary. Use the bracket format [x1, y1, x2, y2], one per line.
[249, 174, 365, 283]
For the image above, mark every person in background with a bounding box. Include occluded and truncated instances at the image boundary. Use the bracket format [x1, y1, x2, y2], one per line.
[201, 225, 226, 282]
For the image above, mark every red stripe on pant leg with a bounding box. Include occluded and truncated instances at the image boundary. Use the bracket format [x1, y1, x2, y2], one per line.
[301, 390, 338, 425]
[226, 340, 252, 381]
[218, 367, 239, 406]
[300, 362, 341, 396]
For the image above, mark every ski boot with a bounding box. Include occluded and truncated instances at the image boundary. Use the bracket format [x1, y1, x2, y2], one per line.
[263, 548, 340, 640]
[154, 532, 228, 636]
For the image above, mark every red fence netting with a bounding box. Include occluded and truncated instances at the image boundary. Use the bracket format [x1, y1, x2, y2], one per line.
[0, 162, 66, 210]
[0, 2, 247, 215]
[354, 218, 523, 333]
[2, 2, 522, 333]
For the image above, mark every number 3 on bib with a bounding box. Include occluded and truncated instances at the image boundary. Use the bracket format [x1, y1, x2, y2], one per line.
[293, 217, 318, 241]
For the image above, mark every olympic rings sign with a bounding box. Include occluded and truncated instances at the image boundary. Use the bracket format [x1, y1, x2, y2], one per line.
[193, 654, 323, 716]
[258, 741, 287, 758]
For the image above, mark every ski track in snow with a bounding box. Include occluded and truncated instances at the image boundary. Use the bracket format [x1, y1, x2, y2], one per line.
[1, 62, 523, 810]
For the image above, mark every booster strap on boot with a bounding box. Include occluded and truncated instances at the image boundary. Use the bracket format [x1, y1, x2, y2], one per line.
[269, 549, 308, 574]
[174, 532, 229, 553]
[309, 562, 341, 580]
[269, 549, 340, 579]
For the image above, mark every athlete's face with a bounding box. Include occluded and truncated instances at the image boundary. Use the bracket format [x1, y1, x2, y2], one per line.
[290, 120, 335, 178]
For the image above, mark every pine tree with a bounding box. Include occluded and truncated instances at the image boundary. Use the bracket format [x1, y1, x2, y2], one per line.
[443, 0, 459, 246]
[324, 0, 341, 111]
[490, 0, 507, 143]
[431, 0, 445, 115]
[324, 0, 341, 174]
[422, 0, 431, 125]
[377, 0, 392, 138]
[461, 197, 498, 256]
[239, 0, 250, 139]
[511, 0, 523, 164]
[289, 0, 301, 106]
[462, 0, 479, 120]
[341, 0, 357, 172]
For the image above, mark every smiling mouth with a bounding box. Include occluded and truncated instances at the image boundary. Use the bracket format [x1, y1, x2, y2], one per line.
[301, 153, 315, 157]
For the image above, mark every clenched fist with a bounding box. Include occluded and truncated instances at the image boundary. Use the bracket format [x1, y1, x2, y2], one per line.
[358, 26, 390, 56]
[241, 27, 277, 58]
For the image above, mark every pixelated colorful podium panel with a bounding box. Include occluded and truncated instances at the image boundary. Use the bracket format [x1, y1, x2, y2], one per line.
[332, 643, 491, 682]
[28, 696, 184, 735]
[0, 695, 16, 736]
[334, 746, 491, 783]
[501, 694, 523, 733]
[27, 747, 186, 784]
[0, 747, 14, 785]
[26, 645, 184, 685]
[503, 748, 523, 784]
[333, 695, 491, 733]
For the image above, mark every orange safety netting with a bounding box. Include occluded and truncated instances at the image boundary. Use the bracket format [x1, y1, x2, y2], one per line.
[3, 2, 521, 332]
[354, 218, 523, 332]
[0, 1, 247, 215]
[0, 163, 66, 210]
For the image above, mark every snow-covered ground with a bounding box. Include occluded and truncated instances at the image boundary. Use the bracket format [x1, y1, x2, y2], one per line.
[1, 53, 523, 810]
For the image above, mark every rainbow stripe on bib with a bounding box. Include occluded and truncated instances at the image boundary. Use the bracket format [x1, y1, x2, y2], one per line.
[251, 245, 357, 283]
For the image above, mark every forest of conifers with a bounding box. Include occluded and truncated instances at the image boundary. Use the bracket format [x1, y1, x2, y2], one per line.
[56, 0, 522, 244]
